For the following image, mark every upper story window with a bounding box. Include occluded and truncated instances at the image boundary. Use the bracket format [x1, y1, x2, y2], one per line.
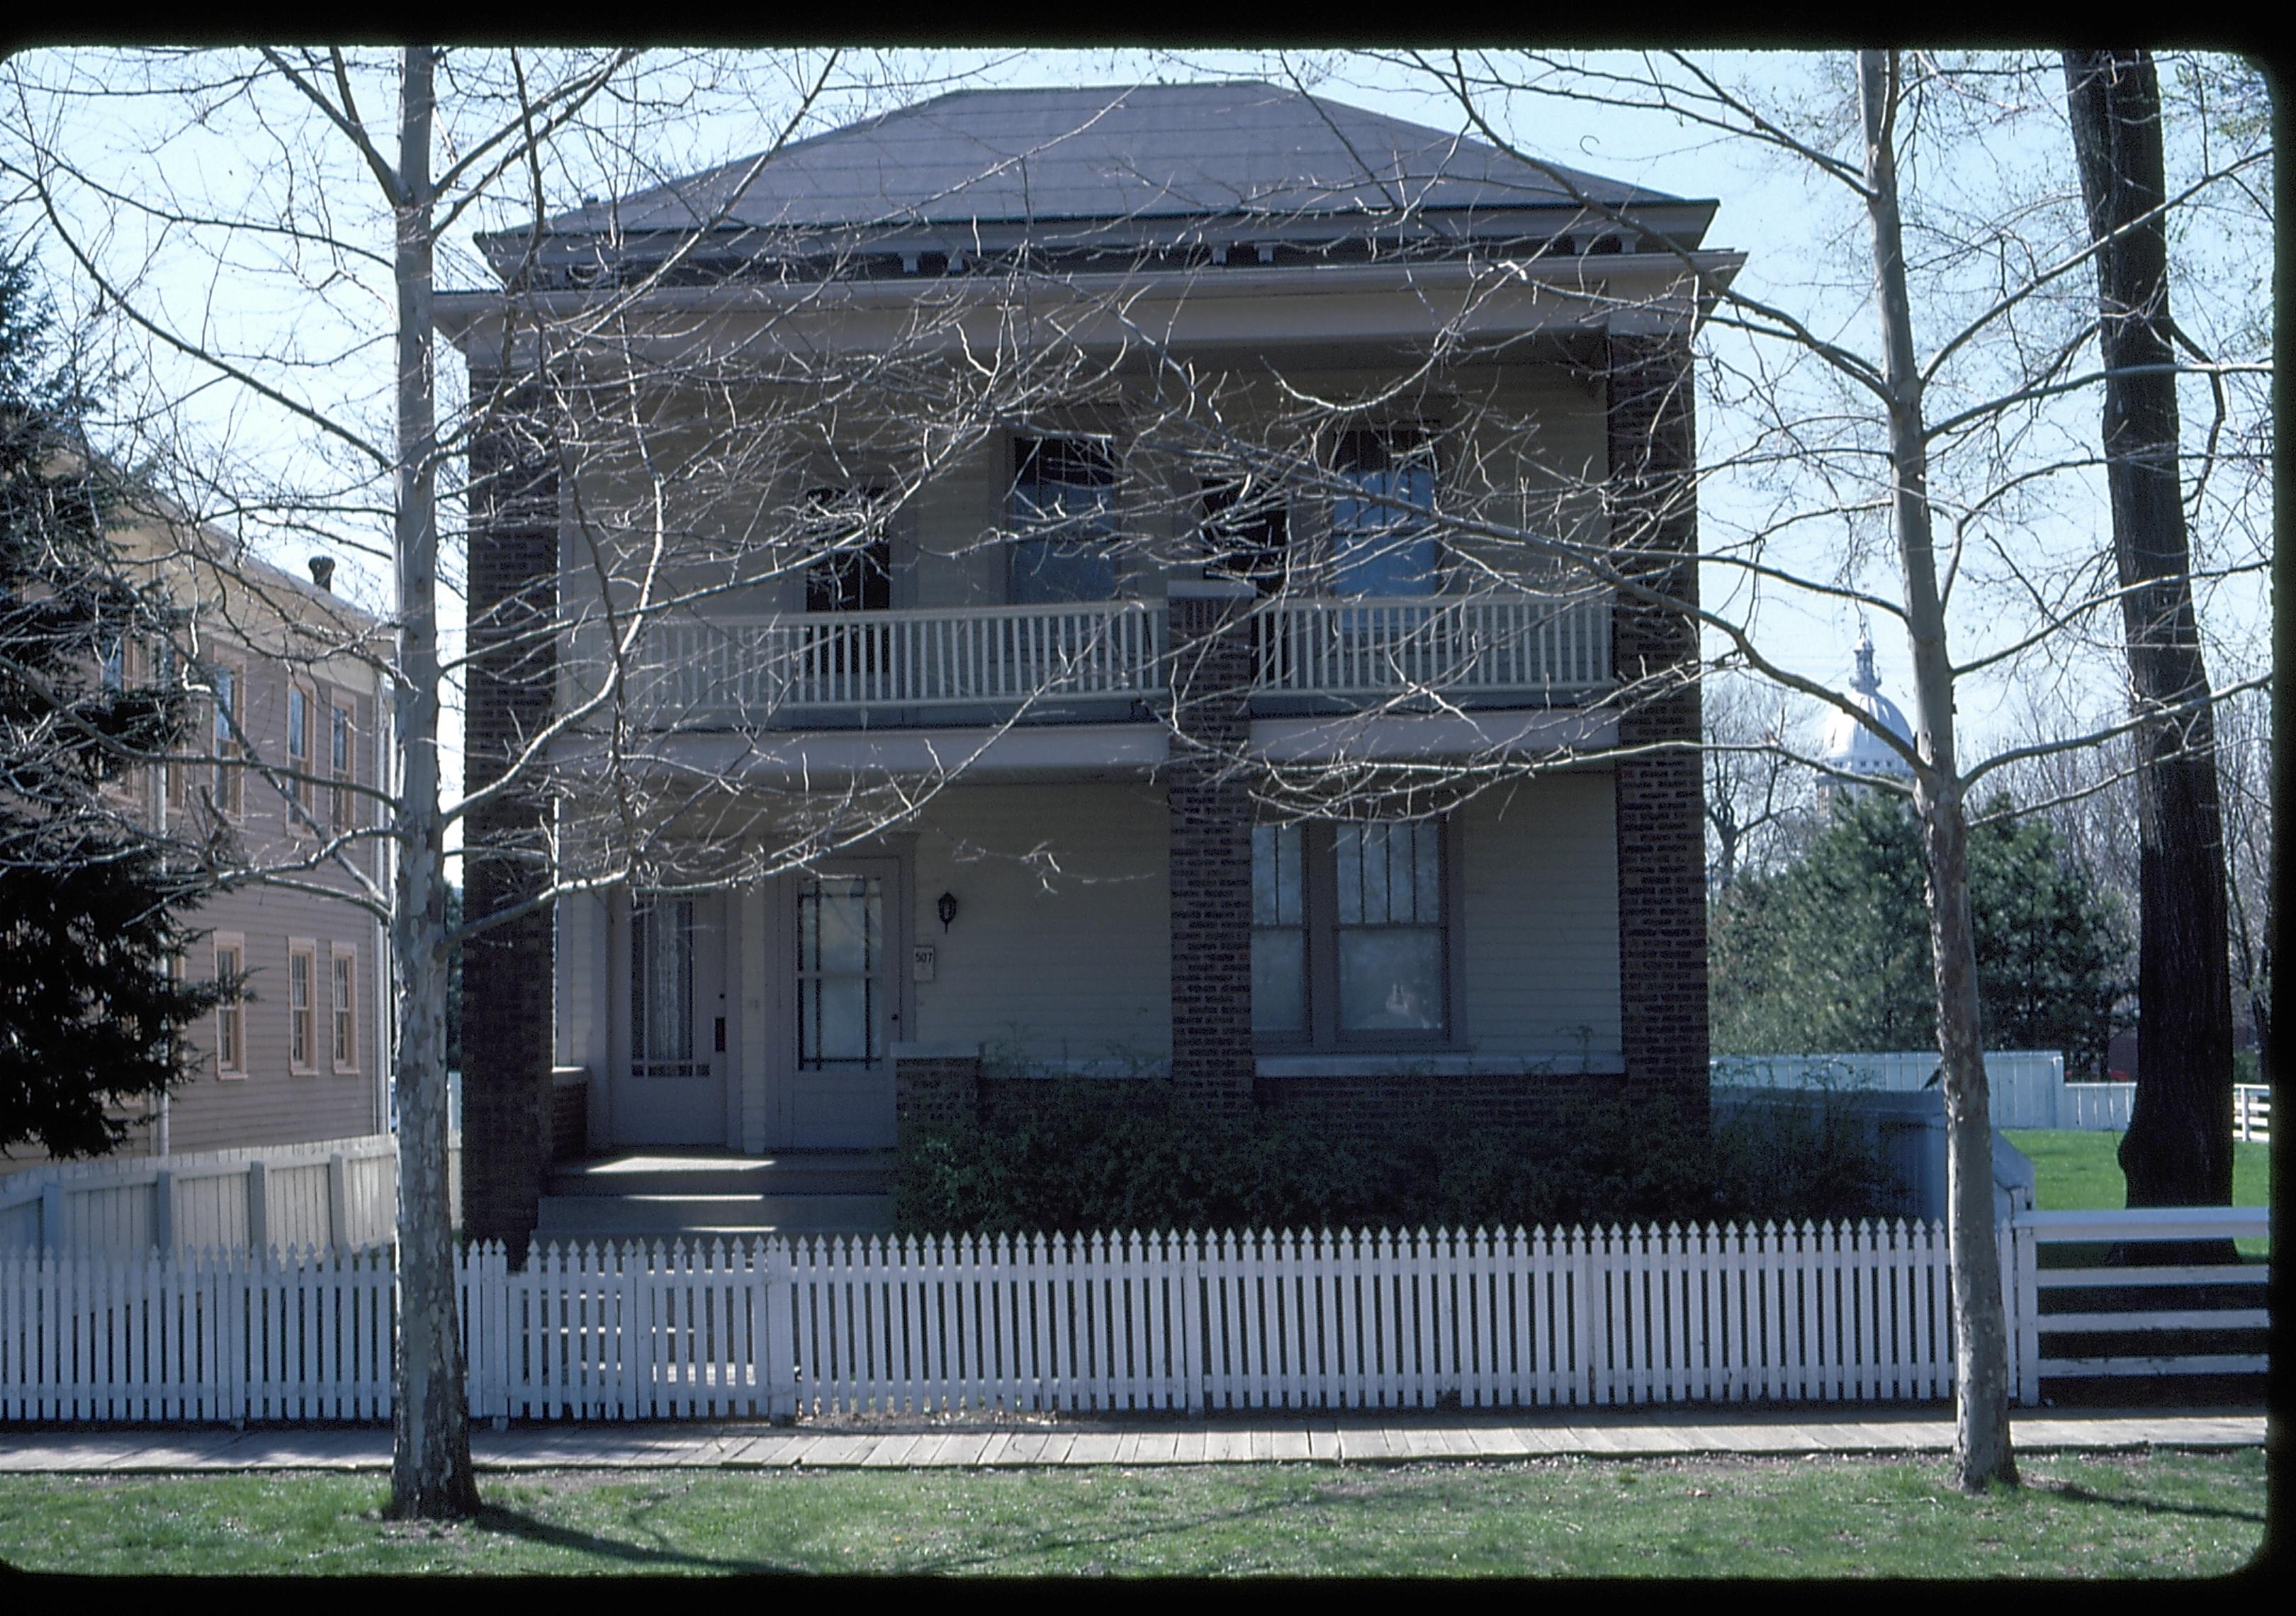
[330, 697, 356, 831]
[801, 486, 891, 613]
[1010, 436, 1117, 604]
[1331, 427, 1439, 597]
[210, 664, 243, 817]
[287, 685, 310, 812]
[1201, 474, 1292, 596]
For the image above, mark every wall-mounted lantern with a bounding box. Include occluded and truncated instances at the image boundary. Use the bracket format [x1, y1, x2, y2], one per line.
[936, 891, 959, 932]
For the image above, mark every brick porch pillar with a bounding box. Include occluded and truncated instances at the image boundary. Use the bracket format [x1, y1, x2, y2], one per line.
[1165, 578, 1258, 1117]
[461, 378, 560, 1259]
[1606, 331, 1712, 1156]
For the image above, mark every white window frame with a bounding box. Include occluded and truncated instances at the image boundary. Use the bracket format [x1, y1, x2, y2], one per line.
[330, 943, 359, 1074]
[213, 933, 247, 1079]
[288, 938, 318, 1074]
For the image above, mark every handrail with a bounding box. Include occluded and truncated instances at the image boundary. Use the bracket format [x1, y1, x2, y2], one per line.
[579, 587, 1614, 729]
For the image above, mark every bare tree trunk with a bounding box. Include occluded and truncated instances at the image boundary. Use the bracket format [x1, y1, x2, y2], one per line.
[2061, 50, 2236, 1217]
[387, 44, 478, 1521]
[1859, 50, 2017, 1493]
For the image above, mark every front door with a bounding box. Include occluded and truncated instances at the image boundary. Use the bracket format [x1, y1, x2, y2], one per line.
[790, 860, 900, 1148]
[614, 892, 727, 1146]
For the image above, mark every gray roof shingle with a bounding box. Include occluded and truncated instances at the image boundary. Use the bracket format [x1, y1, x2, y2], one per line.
[536, 82, 1696, 240]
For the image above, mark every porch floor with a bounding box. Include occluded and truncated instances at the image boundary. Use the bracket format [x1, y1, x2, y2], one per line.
[536, 1149, 894, 1242]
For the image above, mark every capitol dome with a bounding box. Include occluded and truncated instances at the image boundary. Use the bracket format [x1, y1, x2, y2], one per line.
[1816, 634, 1915, 780]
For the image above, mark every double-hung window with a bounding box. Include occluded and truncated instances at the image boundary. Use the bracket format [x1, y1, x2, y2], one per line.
[331, 946, 358, 1072]
[1010, 437, 1118, 603]
[214, 936, 245, 1078]
[1331, 427, 1439, 597]
[801, 486, 892, 614]
[286, 684, 311, 817]
[288, 940, 317, 1073]
[1252, 818, 1453, 1048]
[211, 664, 243, 816]
[330, 699, 355, 831]
[1201, 474, 1291, 595]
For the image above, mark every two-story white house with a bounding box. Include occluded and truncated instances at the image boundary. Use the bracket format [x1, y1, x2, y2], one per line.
[437, 82, 1739, 1247]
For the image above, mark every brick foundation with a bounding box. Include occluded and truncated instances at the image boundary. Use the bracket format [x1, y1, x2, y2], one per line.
[1165, 580, 1258, 1118]
[461, 378, 561, 1259]
[550, 1077, 589, 1163]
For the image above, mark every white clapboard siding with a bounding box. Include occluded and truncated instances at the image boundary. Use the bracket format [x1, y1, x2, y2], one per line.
[2, 1209, 2267, 1425]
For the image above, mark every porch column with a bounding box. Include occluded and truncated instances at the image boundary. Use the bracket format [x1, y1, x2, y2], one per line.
[461, 376, 560, 1258]
[1605, 330, 1712, 1159]
[1166, 578, 1259, 1116]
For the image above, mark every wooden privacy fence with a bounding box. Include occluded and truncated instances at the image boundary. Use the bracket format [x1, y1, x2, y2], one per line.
[4, 1209, 2263, 1425]
[0, 1134, 424, 1257]
[6, 1218, 1988, 1423]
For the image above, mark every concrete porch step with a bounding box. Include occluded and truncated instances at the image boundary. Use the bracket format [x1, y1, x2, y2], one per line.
[535, 1191, 894, 1238]
[547, 1150, 894, 1199]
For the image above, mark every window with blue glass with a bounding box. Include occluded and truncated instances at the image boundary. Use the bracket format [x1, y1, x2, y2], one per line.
[1331, 427, 1439, 597]
[1010, 437, 1118, 603]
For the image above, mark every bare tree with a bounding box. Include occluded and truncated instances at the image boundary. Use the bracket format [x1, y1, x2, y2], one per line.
[1290, 45, 2270, 1490]
[0, 43, 1060, 1518]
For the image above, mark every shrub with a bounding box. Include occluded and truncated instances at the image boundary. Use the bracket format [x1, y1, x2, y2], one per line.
[894, 1081, 1896, 1235]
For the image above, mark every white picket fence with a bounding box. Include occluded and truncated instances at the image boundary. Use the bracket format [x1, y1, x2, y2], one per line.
[2, 1218, 1987, 1423]
[5, 1208, 2263, 1426]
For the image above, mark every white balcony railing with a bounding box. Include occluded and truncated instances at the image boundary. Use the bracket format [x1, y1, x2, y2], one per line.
[1254, 592, 1611, 701]
[615, 600, 1166, 728]
[589, 590, 1610, 731]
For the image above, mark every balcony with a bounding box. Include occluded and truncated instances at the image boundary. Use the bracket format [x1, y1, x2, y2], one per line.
[585, 590, 1609, 733]
[1252, 593, 1611, 709]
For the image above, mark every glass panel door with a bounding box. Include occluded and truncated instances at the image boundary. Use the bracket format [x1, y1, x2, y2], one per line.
[790, 863, 899, 1148]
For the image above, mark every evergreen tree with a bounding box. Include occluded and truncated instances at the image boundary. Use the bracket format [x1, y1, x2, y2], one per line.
[1713, 789, 2129, 1076]
[0, 250, 231, 1158]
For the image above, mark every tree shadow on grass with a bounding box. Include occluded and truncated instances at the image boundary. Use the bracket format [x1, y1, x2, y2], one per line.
[898, 1488, 1317, 1576]
[2037, 1483, 2264, 1526]
[472, 1503, 807, 1576]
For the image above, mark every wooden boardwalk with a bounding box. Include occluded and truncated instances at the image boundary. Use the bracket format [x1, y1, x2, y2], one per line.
[0, 1408, 2263, 1474]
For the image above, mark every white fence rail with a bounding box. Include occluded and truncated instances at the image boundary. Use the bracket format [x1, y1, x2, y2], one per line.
[613, 602, 1167, 727]
[2012, 1206, 2270, 1391]
[0, 1135, 432, 1257]
[1254, 593, 1611, 700]
[2234, 1084, 2271, 1143]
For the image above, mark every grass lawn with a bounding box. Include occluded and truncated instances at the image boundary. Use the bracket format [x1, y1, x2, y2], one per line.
[2004, 1129, 2270, 1259]
[0, 1452, 2264, 1578]
[2003, 1129, 2271, 1213]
